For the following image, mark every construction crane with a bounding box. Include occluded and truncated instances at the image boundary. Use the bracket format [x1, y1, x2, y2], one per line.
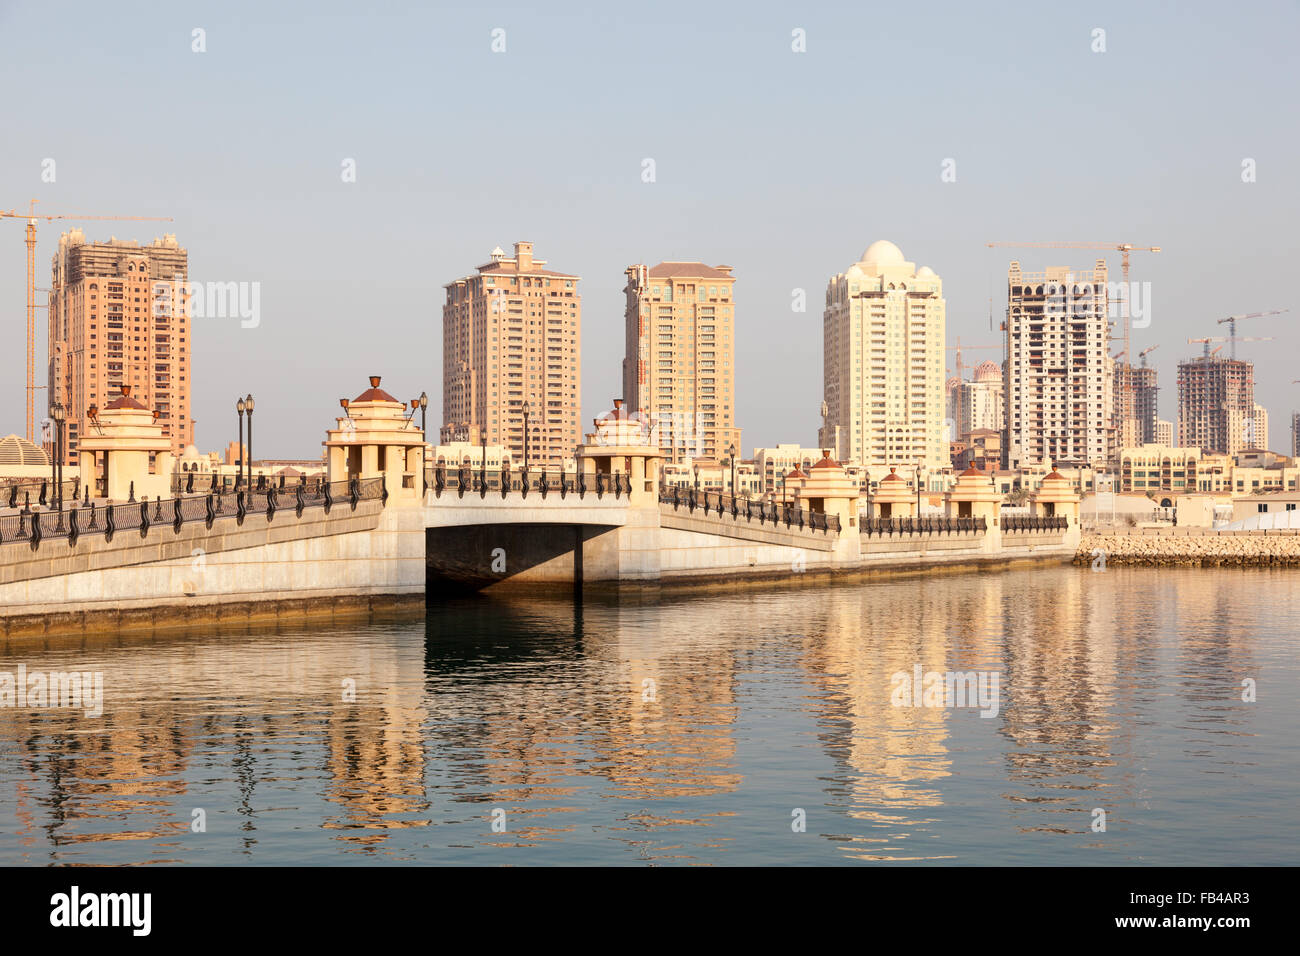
[1138, 344, 1158, 367]
[1215, 309, 1287, 360]
[987, 240, 1160, 430]
[1188, 335, 1273, 360]
[944, 337, 999, 440]
[0, 199, 173, 442]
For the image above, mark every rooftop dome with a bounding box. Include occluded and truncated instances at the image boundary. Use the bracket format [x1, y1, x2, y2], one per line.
[182, 443, 201, 459]
[916, 265, 936, 278]
[859, 240, 905, 267]
[353, 375, 399, 404]
[0, 434, 48, 467]
[103, 384, 148, 411]
[973, 360, 1001, 383]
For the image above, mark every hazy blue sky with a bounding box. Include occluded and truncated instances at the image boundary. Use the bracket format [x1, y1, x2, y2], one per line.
[1, 0, 1296, 457]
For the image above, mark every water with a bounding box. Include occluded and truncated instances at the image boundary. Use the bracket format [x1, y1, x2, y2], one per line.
[1, 566, 1295, 865]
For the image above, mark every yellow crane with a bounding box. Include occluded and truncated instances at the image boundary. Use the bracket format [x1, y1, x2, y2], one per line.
[1, 199, 173, 442]
[987, 240, 1161, 424]
[1138, 344, 1158, 367]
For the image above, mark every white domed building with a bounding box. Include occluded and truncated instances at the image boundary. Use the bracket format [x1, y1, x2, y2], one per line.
[820, 241, 947, 473]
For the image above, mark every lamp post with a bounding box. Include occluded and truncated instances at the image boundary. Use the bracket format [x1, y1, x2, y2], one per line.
[693, 463, 700, 492]
[50, 403, 65, 514]
[728, 442, 737, 499]
[915, 462, 922, 514]
[521, 401, 533, 470]
[418, 391, 428, 435]
[245, 394, 255, 490]
[236, 397, 246, 490]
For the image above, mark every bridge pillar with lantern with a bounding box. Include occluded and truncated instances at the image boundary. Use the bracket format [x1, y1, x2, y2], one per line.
[1030, 466, 1082, 546]
[323, 376, 426, 504]
[77, 386, 174, 501]
[575, 399, 662, 506]
[864, 467, 916, 519]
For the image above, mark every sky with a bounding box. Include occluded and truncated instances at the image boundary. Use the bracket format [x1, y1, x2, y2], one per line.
[1, 0, 1297, 458]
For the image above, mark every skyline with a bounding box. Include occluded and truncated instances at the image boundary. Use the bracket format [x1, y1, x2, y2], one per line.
[1, 0, 1296, 458]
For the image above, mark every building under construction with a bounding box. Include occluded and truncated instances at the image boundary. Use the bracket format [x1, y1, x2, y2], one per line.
[1176, 355, 1254, 455]
[1003, 260, 1111, 468]
[1113, 362, 1159, 447]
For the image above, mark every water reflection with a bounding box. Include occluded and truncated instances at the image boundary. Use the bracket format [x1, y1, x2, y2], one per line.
[0, 567, 1293, 865]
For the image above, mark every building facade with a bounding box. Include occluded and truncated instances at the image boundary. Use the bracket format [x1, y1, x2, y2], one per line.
[1153, 418, 1174, 447]
[1176, 356, 1254, 456]
[442, 242, 581, 467]
[47, 230, 192, 465]
[957, 359, 1004, 439]
[1250, 402, 1269, 450]
[1113, 362, 1159, 446]
[1004, 260, 1111, 469]
[622, 261, 740, 465]
[820, 241, 946, 471]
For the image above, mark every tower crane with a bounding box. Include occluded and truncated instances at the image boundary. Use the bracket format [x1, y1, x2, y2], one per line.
[944, 337, 999, 440]
[1187, 335, 1273, 360]
[1138, 345, 1158, 367]
[1, 199, 173, 442]
[1215, 309, 1287, 360]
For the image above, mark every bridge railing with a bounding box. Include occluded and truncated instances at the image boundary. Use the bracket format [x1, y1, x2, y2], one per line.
[2, 479, 80, 511]
[0, 475, 385, 553]
[1001, 514, 1068, 533]
[860, 515, 988, 536]
[658, 488, 839, 535]
[426, 465, 633, 502]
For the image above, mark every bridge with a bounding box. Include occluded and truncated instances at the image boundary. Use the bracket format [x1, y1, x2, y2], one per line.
[0, 377, 1081, 637]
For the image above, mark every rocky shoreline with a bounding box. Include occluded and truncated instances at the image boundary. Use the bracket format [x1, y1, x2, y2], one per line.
[1076, 531, 1300, 567]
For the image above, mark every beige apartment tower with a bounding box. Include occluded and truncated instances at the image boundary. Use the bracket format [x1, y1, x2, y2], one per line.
[623, 262, 740, 465]
[819, 241, 947, 472]
[442, 242, 581, 466]
[47, 230, 192, 465]
[1004, 259, 1112, 469]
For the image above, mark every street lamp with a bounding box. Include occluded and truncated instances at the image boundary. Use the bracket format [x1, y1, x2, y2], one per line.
[693, 463, 700, 492]
[50, 403, 65, 515]
[236, 397, 246, 490]
[245, 394, 255, 489]
[728, 442, 737, 499]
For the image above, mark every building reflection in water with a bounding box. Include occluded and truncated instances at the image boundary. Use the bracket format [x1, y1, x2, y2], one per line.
[0, 567, 1282, 865]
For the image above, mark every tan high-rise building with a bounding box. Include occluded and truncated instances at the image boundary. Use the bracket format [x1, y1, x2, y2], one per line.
[442, 242, 581, 466]
[47, 230, 192, 465]
[819, 241, 946, 471]
[1004, 260, 1111, 469]
[622, 262, 740, 465]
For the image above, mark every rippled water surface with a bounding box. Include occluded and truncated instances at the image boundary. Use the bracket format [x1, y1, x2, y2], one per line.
[1, 566, 1295, 865]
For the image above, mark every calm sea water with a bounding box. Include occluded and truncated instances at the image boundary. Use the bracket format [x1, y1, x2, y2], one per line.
[1, 566, 1295, 866]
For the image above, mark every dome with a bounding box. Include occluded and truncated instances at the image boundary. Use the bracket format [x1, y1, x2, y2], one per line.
[973, 360, 1001, 383]
[859, 240, 905, 267]
[352, 375, 399, 404]
[182, 443, 201, 459]
[0, 434, 48, 467]
[844, 264, 865, 279]
[916, 265, 936, 278]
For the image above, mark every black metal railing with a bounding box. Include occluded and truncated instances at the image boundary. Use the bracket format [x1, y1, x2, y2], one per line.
[2, 478, 80, 510]
[860, 515, 988, 536]
[0, 476, 385, 553]
[426, 465, 632, 501]
[658, 489, 840, 535]
[1001, 514, 1069, 532]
